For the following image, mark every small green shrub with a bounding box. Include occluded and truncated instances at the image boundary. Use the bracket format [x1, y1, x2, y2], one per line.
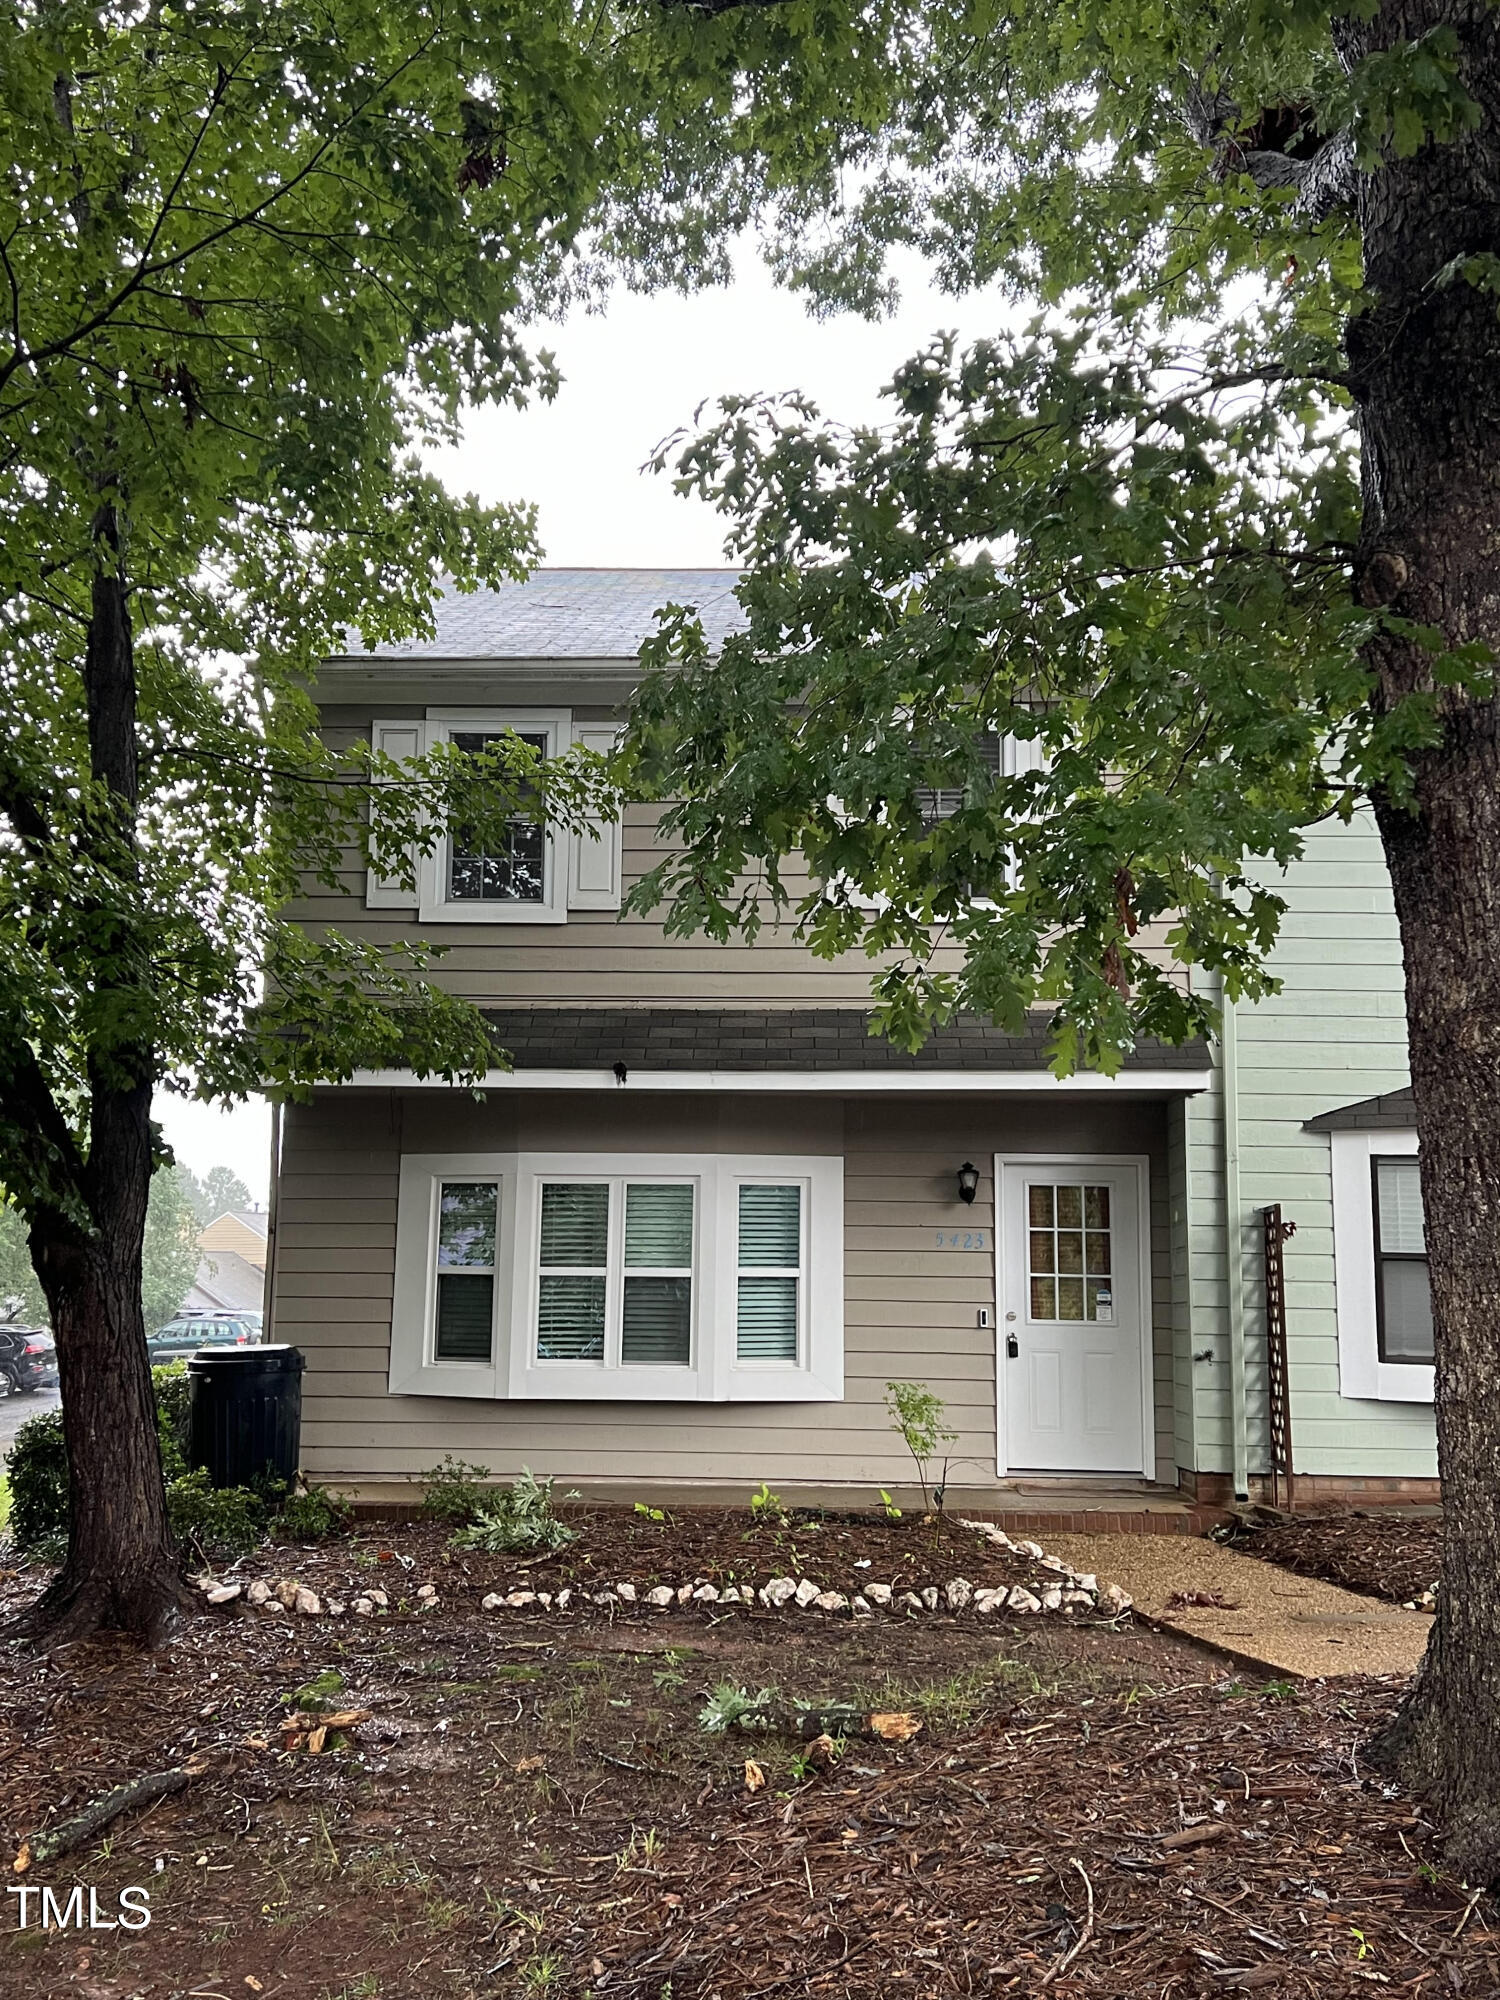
[274, 1482, 353, 1542]
[8, 1405, 68, 1553]
[884, 1381, 957, 1515]
[9, 1364, 286, 1562]
[633, 1500, 666, 1524]
[450, 1467, 579, 1555]
[878, 1488, 904, 1522]
[749, 1481, 786, 1524]
[417, 1454, 492, 1526]
[166, 1468, 269, 1558]
[152, 1362, 190, 1478]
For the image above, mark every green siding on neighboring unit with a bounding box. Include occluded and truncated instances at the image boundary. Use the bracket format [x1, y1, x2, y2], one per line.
[1182, 813, 1435, 1480]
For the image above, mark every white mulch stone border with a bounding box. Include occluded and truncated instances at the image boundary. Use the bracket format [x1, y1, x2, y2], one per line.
[192, 1518, 1132, 1624]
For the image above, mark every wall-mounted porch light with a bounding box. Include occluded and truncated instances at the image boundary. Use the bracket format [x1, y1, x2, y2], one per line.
[957, 1160, 980, 1205]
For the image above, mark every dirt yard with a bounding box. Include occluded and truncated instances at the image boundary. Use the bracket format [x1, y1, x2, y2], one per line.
[0, 1516, 1490, 2000]
[1235, 1511, 1443, 1606]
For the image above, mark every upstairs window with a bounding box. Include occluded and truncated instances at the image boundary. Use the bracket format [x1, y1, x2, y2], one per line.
[448, 730, 547, 905]
[1372, 1156, 1434, 1363]
[417, 711, 570, 924]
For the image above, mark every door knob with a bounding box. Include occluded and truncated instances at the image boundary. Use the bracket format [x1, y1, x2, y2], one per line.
[1006, 1333, 1019, 1359]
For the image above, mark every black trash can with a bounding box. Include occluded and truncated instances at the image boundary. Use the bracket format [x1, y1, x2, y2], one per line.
[187, 1344, 305, 1490]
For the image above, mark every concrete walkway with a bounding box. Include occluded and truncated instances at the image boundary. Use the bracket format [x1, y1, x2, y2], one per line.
[1049, 1531, 1432, 1680]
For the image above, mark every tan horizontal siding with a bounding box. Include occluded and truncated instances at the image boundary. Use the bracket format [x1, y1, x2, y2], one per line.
[275, 1090, 1178, 1490]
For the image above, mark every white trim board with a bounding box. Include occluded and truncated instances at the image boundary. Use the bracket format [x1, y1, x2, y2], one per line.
[993, 1152, 1155, 1479]
[1330, 1126, 1433, 1404]
[337, 1067, 1212, 1096]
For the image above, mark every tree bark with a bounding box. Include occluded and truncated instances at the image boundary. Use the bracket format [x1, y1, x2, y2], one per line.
[1349, 3, 1500, 1881]
[8, 519, 192, 1646]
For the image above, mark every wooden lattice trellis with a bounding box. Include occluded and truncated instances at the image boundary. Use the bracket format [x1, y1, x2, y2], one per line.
[1262, 1203, 1298, 1511]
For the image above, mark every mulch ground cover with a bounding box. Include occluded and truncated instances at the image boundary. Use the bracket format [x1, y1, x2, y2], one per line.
[0, 1517, 1491, 2000]
[1236, 1512, 1442, 1607]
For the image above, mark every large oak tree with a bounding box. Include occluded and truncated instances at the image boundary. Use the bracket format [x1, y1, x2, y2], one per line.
[0, 0, 912, 1645]
[623, 2, 1500, 1877]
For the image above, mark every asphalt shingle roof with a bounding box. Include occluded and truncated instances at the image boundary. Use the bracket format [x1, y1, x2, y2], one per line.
[1304, 1085, 1415, 1131]
[332, 569, 745, 663]
[477, 1008, 1210, 1074]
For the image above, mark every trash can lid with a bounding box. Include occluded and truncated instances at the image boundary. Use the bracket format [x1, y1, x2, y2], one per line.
[186, 1343, 304, 1371]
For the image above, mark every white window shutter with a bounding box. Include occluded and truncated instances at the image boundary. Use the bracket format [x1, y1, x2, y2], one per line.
[568, 723, 623, 911]
[365, 719, 426, 909]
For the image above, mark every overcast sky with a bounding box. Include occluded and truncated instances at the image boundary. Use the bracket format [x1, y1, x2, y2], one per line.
[156, 250, 1014, 1198]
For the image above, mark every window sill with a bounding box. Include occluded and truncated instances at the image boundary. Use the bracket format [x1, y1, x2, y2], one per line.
[416, 900, 568, 925]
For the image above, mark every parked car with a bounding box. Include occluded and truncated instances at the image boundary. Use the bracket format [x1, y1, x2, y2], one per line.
[0, 1325, 58, 1394]
[147, 1313, 262, 1362]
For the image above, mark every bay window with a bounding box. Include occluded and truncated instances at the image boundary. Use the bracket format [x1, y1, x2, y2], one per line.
[390, 1151, 842, 1401]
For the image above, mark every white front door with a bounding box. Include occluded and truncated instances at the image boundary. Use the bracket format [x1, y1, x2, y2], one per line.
[998, 1157, 1149, 1475]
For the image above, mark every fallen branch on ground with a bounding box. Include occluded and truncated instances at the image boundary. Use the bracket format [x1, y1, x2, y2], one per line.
[15, 1752, 220, 1872]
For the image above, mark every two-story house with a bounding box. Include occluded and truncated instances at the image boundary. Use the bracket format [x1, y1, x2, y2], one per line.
[265, 569, 1437, 1518]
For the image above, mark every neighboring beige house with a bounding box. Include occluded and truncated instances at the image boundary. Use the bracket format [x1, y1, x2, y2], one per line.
[184, 1209, 268, 1316]
[266, 571, 1432, 1515]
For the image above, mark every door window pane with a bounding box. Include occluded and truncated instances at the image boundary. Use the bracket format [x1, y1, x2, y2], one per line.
[1025, 1181, 1113, 1322]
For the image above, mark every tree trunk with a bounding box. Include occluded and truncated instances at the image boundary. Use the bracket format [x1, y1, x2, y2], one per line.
[25, 1194, 189, 1646]
[1351, 3, 1500, 1881]
[8, 522, 192, 1645]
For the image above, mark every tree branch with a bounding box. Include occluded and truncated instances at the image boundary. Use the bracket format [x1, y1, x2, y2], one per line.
[1180, 84, 1360, 225]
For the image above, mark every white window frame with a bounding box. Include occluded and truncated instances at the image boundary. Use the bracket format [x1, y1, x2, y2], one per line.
[522, 1167, 704, 1391]
[1331, 1127, 1434, 1404]
[418, 708, 572, 925]
[389, 1154, 515, 1398]
[389, 1150, 843, 1402]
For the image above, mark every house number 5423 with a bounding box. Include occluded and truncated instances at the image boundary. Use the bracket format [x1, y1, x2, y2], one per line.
[936, 1230, 986, 1249]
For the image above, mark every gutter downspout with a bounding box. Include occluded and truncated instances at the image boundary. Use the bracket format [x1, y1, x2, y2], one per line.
[1221, 995, 1250, 1503]
[262, 1098, 282, 1340]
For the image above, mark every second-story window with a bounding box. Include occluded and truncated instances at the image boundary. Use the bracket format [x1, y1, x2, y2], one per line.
[417, 710, 571, 925]
[448, 730, 547, 905]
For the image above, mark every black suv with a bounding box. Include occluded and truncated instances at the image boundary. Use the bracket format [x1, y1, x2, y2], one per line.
[0, 1324, 58, 1395]
[147, 1313, 261, 1362]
